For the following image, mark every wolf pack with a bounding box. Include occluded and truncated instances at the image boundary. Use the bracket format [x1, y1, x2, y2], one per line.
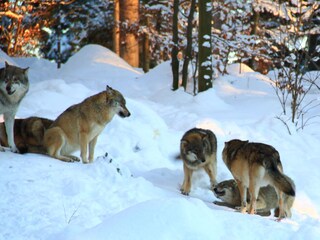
[1, 62, 295, 220]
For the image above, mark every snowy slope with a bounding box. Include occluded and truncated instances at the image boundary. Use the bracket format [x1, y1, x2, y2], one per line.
[0, 45, 320, 240]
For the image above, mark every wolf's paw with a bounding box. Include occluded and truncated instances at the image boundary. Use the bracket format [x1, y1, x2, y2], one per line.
[70, 156, 80, 162]
[64, 155, 80, 162]
[0, 146, 5, 152]
[180, 188, 190, 196]
[10, 146, 20, 153]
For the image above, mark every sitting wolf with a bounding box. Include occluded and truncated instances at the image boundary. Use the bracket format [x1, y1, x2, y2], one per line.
[43, 86, 131, 163]
[0, 62, 29, 153]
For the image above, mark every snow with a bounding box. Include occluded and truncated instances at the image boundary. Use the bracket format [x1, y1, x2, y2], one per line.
[1, 44, 320, 240]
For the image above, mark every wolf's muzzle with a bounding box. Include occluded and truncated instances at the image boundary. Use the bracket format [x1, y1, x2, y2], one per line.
[6, 86, 15, 95]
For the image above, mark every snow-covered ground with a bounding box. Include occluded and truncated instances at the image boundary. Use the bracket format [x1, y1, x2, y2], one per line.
[1, 44, 320, 240]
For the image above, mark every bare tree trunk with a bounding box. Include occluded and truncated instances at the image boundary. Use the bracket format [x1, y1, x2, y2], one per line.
[181, 0, 196, 91]
[142, 16, 150, 73]
[113, 0, 120, 55]
[248, 8, 259, 70]
[198, 0, 213, 92]
[171, 0, 179, 90]
[120, 0, 139, 67]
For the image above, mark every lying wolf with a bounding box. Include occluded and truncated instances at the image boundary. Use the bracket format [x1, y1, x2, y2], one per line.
[43, 85, 130, 163]
[213, 179, 295, 218]
[180, 128, 217, 195]
[222, 139, 295, 218]
[0, 117, 53, 154]
[0, 62, 29, 153]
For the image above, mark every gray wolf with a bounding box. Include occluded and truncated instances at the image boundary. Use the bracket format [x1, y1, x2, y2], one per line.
[222, 139, 295, 218]
[0, 117, 53, 154]
[180, 128, 217, 195]
[43, 85, 131, 163]
[0, 61, 29, 153]
[213, 179, 295, 218]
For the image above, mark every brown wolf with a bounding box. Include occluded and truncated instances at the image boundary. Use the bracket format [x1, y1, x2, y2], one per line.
[222, 139, 295, 218]
[43, 86, 130, 163]
[213, 179, 295, 218]
[0, 117, 53, 154]
[0, 62, 29, 153]
[180, 128, 217, 195]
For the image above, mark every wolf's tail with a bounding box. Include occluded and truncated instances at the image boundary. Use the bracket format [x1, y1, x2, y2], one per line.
[268, 167, 295, 197]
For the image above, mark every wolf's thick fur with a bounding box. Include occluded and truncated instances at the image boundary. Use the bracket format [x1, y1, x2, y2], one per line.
[0, 117, 53, 154]
[180, 128, 217, 195]
[222, 139, 295, 218]
[0, 62, 29, 153]
[213, 179, 295, 218]
[43, 86, 130, 163]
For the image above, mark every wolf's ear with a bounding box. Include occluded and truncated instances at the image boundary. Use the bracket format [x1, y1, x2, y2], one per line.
[5, 61, 10, 68]
[106, 85, 113, 93]
[180, 139, 189, 148]
[23, 67, 29, 75]
[203, 135, 211, 150]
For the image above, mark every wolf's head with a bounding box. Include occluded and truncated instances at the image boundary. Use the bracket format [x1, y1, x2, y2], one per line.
[0, 61, 29, 95]
[106, 85, 131, 118]
[180, 132, 212, 166]
[213, 179, 240, 204]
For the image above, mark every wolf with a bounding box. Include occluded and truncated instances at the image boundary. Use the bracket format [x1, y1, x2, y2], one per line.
[180, 128, 217, 195]
[222, 139, 295, 218]
[0, 61, 29, 153]
[43, 85, 130, 163]
[0, 117, 53, 154]
[213, 179, 295, 218]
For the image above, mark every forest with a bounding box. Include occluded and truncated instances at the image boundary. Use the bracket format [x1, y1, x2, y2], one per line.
[1, 1, 320, 93]
[1, 2, 320, 239]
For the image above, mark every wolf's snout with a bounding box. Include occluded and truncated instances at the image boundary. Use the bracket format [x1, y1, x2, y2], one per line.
[6, 86, 15, 95]
[119, 109, 130, 118]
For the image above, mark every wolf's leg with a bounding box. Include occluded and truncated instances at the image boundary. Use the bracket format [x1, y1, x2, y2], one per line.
[181, 163, 193, 195]
[275, 189, 285, 218]
[4, 112, 19, 153]
[44, 127, 79, 162]
[88, 136, 98, 163]
[248, 181, 260, 214]
[203, 162, 217, 190]
[249, 165, 265, 214]
[79, 131, 89, 164]
[236, 180, 247, 213]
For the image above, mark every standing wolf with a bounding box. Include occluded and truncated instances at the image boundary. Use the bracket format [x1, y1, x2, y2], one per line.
[213, 179, 295, 218]
[180, 128, 217, 195]
[222, 139, 295, 218]
[0, 62, 29, 153]
[43, 85, 130, 163]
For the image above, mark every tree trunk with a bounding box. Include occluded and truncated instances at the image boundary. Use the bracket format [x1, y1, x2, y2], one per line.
[308, 34, 320, 70]
[120, 0, 139, 67]
[198, 0, 213, 92]
[171, 0, 179, 90]
[181, 0, 196, 91]
[113, 0, 120, 55]
[142, 29, 150, 72]
[248, 8, 260, 70]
